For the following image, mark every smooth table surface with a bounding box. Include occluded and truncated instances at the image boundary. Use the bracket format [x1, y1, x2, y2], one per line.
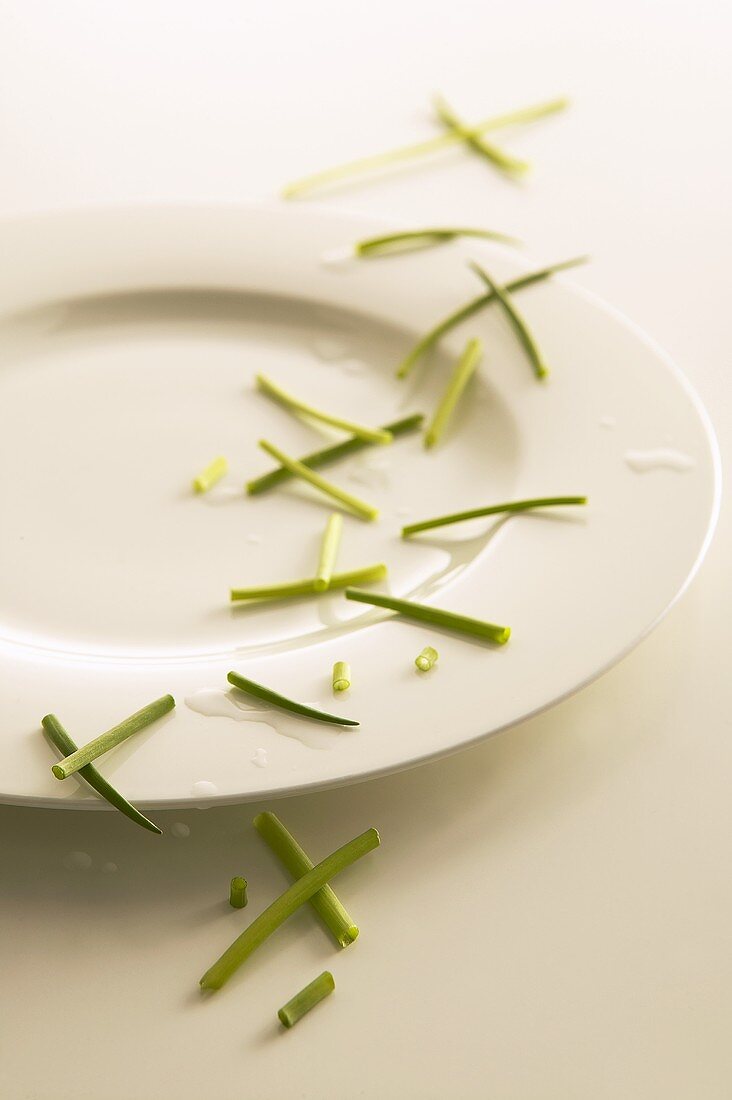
[1, 2, 730, 1097]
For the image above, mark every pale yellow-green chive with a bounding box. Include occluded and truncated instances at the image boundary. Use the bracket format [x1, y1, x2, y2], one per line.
[332, 662, 351, 693]
[433, 95, 530, 176]
[51, 695, 175, 780]
[258, 440, 378, 522]
[229, 877, 248, 909]
[424, 338, 482, 449]
[315, 514, 343, 592]
[193, 455, 228, 493]
[415, 646, 438, 671]
[354, 226, 519, 258]
[230, 563, 387, 604]
[278, 972, 335, 1029]
[470, 263, 549, 380]
[256, 374, 392, 445]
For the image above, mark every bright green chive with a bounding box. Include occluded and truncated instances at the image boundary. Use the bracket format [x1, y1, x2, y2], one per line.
[246, 414, 423, 496]
[402, 495, 588, 537]
[355, 226, 519, 258]
[199, 827, 380, 990]
[229, 877, 248, 909]
[415, 646, 438, 671]
[424, 338, 482, 449]
[315, 513, 343, 592]
[345, 589, 510, 645]
[396, 256, 589, 379]
[50, 695, 175, 780]
[192, 455, 228, 493]
[258, 440, 379, 522]
[332, 662, 351, 693]
[230, 563, 387, 604]
[470, 263, 549, 380]
[256, 374, 392, 445]
[227, 671, 358, 726]
[281, 96, 568, 198]
[433, 95, 530, 176]
[254, 811, 359, 947]
[278, 972, 335, 1029]
[41, 714, 161, 834]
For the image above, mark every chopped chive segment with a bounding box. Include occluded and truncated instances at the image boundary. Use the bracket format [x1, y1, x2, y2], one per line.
[229, 877, 248, 909]
[256, 374, 392, 445]
[41, 715, 162, 834]
[227, 671, 358, 726]
[332, 661, 351, 693]
[355, 226, 519, 258]
[199, 827, 380, 990]
[254, 812, 359, 947]
[230, 562, 387, 604]
[402, 496, 588, 536]
[278, 971, 335, 1029]
[396, 256, 589, 379]
[433, 95, 530, 176]
[246, 414, 423, 496]
[345, 589, 510, 645]
[470, 263, 549, 380]
[193, 456, 228, 493]
[258, 440, 379, 522]
[50, 695, 175, 780]
[315, 514, 343, 591]
[415, 646, 438, 671]
[424, 338, 482, 449]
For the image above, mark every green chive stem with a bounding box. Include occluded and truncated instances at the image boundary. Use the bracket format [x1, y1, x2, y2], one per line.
[227, 671, 358, 726]
[199, 827, 380, 990]
[192, 456, 228, 493]
[424, 338, 482, 449]
[254, 811, 359, 947]
[315, 513, 343, 591]
[433, 95, 530, 176]
[470, 263, 549, 380]
[402, 496, 588, 536]
[50, 695, 175, 780]
[278, 972, 335, 1028]
[332, 661, 351, 693]
[355, 226, 519, 258]
[230, 563, 387, 604]
[345, 589, 510, 645]
[258, 440, 379, 522]
[229, 877, 248, 909]
[256, 374, 392, 445]
[415, 646, 438, 671]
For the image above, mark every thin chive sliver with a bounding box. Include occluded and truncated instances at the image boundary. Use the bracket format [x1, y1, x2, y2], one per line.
[345, 588, 510, 645]
[227, 671, 358, 726]
[471, 263, 549, 380]
[279, 971, 335, 1029]
[199, 827, 380, 990]
[42, 715, 162, 834]
[355, 226, 519, 258]
[229, 877, 248, 909]
[258, 440, 378, 522]
[193, 456, 228, 493]
[256, 374, 392, 445]
[433, 95, 530, 176]
[424, 338, 482, 449]
[50, 695, 175, 780]
[402, 496, 588, 536]
[315, 513, 343, 591]
[230, 562, 387, 604]
[254, 811, 359, 947]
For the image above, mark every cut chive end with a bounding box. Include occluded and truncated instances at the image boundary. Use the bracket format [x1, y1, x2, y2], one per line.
[51, 763, 66, 780]
[229, 876, 248, 909]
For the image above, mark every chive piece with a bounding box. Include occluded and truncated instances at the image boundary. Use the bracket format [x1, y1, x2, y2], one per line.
[396, 256, 589, 379]
[246, 414, 423, 495]
[278, 971, 335, 1029]
[229, 876, 248, 909]
[470, 263, 549, 380]
[42, 714, 162, 834]
[256, 374, 392, 445]
[332, 662, 351, 693]
[355, 226, 519, 258]
[50, 695, 175, 780]
[424, 338, 482, 449]
[254, 811, 359, 947]
[415, 646, 438, 671]
[227, 671, 358, 726]
[433, 95, 530, 176]
[230, 563, 387, 604]
[193, 456, 228, 493]
[315, 513, 343, 592]
[402, 495, 588, 537]
[258, 440, 378, 522]
[345, 589, 510, 645]
[199, 827, 380, 990]
[281, 96, 568, 198]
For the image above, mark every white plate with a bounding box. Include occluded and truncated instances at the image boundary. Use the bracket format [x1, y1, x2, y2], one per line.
[0, 205, 720, 809]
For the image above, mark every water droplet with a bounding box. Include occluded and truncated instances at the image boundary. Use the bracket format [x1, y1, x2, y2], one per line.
[245, 534, 261, 545]
[202, 485, 242, 505]
[63, 851, 92, 871]
[310, 336, 349, 361]
[191, 780, 218, 798]
[185, 688, 333, 750]
[395, 506, 411, 518]
[101, 862, 118, 874]
[251, 747, 268, 768]
[320, 246, 357, 270]
[341, 358, 365, 375]
[624, 448, 694, 473]
[600, 415, 616, 429]
[171, 821, 191, 838]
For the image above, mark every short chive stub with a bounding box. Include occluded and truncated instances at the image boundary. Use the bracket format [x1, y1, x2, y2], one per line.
[50, 694, 176, 780]
[332, 661, 351, 693]
[256, 374, 392, 445]
[278, 972, 335, 1029]
[470, 263, 550, 380]
[415, 646, 439, 672]
[258, 440, 379, 522]
[402, 496, 588, 537]
[227, 671, 359, 727]
[193, 456, 228, 493]
[345, 589, 510, 646]
[315, 514, 343, 592]
[230, 563, 387, 604]
[424, 338, 482, 449]
[229, 877, 248, 909]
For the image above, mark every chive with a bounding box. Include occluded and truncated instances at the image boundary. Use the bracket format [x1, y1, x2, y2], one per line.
[258, 440, 378, 522]
[192, 456, 228, 493]
[345, 589, 510, 645]
[355, 226, 519, 258]
[281, 96, 568, 198]
[415, 646, 438, 671]
[315, 513, 343, 592]
[396, 256, 589, 379]
[433, 95, 529, 176]
[254, 811, 359, 947]
[227, 671, 358, 726]
[256, 374, 392, 445]
[278, 972, 335, 1029]
[332, 661, 351, 693]
[424, 338, 482, 449]
[41, 714, 161, 834]
[402, 495, 588, 536]
[470, 263, 549, 380]
[229, 876, 248, 909]
[199, 827, 380, 990]
[50, 695, 175, 780]
[230, 562, 387, 603]
[246, 413, 423, 495]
